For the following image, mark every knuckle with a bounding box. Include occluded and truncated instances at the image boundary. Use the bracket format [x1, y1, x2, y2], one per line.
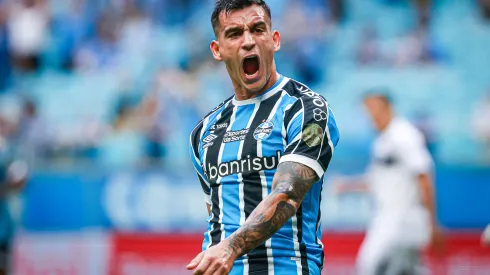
[219, 265, 229, 273]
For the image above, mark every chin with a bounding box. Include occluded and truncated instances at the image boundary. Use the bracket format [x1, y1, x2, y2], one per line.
[242, 77, 267, 93]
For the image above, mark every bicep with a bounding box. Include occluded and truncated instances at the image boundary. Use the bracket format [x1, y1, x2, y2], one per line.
[271, 161, 319, 208]
[417, 173, 433, 194]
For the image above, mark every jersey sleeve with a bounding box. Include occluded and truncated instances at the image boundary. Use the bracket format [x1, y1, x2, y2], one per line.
[189, 125, 212, 204]
[398, 131, 433, 175]
[280, 95, 340, 178]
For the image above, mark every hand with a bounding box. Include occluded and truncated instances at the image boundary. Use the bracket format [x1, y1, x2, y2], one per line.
[186, 241, 236, 275]
[429, 225, 445, 256]
[481, 224, 490, 248]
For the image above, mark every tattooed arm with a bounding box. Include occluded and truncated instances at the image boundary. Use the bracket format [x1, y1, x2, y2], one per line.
[186, 161, 319, 275]
[224, 161, 318, 258]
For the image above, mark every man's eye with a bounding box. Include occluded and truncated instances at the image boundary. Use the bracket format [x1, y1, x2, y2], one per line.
[254, 28, 265, 33]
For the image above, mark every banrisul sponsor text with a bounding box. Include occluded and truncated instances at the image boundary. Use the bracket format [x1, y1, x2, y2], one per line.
[207, 151, 282, 180]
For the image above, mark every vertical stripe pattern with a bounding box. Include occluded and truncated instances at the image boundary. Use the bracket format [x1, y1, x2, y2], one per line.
[241, 91, 283, 273]
[238, 102, 261, 272]
[296, 205, 310, 275]
[207, 103, 236, 248]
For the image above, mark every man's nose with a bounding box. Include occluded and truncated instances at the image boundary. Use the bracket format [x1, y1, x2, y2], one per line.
[242, 31, 255, 51]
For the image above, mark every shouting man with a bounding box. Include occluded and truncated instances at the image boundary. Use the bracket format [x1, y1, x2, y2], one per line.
[188, 1, 339, 274]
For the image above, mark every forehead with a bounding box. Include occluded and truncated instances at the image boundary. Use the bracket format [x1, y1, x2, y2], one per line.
[364, 97, 388, 108]
[218, 5, 269, 29]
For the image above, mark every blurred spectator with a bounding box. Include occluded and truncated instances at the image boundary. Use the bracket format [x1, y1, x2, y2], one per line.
[471, 91, 490, 163]
[0, 4, 10, 91]
[413, 110, 438, 158]
[392, 23, 447, 66]
[280, 1, 329, 86]
[0, 118, 12, 143]
[478, 0, 490, 21]
[150, 0, 200, 26]
[414, 0, 431, 27]
[6, 0, 49, 73]
[134, 67, 202, 165]
[356, 25, 381, 65]
[393, 27, 429, 66]
[0, 134, 27, 275]
[74, 9, 120, 71]
[117, 1, 153, 67]
[137, 90, 168, 164]
[97, 101, 144, 169]
[14, 99, 50, 163]
[50, 0, 92, 70]
[328, 0, 345, 24]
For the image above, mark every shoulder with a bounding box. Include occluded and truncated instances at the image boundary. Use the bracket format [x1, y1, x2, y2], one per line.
[282, 78, 330, 114]
[282, 78, 326, 101]
[190, 95, 234, 147]
[390, 118, 425, 148]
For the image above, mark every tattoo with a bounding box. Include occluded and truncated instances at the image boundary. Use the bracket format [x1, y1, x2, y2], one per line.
[225, 161, 319, 258]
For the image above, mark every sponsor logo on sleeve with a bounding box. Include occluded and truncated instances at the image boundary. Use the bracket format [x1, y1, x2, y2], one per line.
[210, 123, 228, 131]
[302, 123, 324, 147]
[313, 108, 328, 121]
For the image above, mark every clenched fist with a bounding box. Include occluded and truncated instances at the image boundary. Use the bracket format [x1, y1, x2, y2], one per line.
[186, 240, 237, 275]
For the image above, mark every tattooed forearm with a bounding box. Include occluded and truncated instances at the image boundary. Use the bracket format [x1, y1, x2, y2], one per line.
[224, 161, 319, 258]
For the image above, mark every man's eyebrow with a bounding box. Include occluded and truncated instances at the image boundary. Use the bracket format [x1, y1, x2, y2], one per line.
[250, 21, 267, 29]
[224, 25, 243, 36]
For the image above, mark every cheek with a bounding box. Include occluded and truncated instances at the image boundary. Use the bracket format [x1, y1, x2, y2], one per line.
[221, 52, 237, 66]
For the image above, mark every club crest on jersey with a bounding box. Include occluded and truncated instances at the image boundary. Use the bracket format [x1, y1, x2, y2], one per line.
[253, 121, 274, 141]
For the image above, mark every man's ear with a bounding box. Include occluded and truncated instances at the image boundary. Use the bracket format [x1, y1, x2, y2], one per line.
[210, 40, 222, 61]
[273, 30, 281, 52]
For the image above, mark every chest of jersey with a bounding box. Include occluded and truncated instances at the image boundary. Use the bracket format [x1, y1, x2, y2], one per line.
[199, 104, 286, 185]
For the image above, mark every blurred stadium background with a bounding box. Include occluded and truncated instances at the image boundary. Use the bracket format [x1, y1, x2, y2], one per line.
[0, 0, 489, 274]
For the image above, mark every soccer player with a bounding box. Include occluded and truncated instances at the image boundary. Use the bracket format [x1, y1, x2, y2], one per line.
[0, 138, 27, 275]
[482, 224, 490, 248]
[186, 1, 340, 274]
[339, 91, 443, 275]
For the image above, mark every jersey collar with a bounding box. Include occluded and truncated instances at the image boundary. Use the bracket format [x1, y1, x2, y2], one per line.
[232, 73, 289, 106]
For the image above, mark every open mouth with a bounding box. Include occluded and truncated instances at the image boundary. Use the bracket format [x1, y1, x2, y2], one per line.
[242, 55, 260, 77]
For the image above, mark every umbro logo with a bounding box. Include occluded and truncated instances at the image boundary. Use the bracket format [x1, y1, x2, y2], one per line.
[203, 133, 218, 143]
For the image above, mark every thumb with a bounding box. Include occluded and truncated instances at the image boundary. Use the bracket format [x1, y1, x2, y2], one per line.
[186, 251, 204, 270]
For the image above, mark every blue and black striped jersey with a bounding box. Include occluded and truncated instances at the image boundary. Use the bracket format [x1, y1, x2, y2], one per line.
[189, 74, 340, 275]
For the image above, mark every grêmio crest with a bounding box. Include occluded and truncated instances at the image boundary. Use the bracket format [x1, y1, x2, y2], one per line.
[253, 121, 274, 141]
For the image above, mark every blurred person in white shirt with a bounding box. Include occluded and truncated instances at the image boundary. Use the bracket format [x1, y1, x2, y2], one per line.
[337, 90, 443, 275]
[6, 0, 48, 72]
[471, 91, 490, 163]
[482, 224, 490, 247]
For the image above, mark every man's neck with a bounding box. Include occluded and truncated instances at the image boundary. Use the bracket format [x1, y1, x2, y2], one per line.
[378, 116, 394, 132]
[233, 70, 279, 101]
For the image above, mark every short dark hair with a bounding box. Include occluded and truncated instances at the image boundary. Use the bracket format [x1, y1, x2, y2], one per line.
[211, 0, 272, 36]
[362, 88, 393, 105]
